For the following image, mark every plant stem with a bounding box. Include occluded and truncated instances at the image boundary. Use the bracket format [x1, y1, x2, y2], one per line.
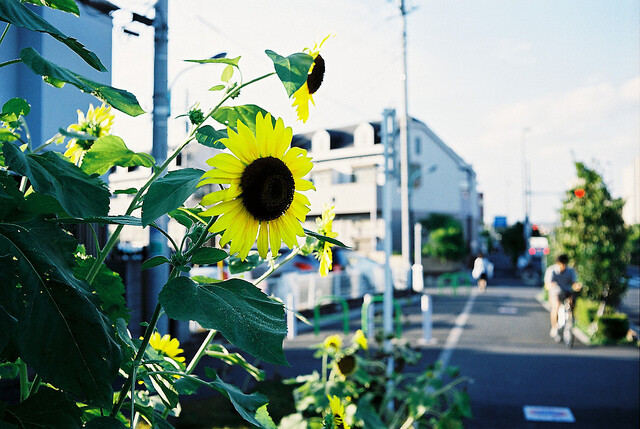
[185, 329, 217, 375]
[17, 359, 28, 402]
[0, 58, 20, 69]
[110, 302, 163, 417]
[321, 351, 328, 384]
[0, 23, 10, 47]
[27, 374, 41, 398]
[254, 247, 301, 285]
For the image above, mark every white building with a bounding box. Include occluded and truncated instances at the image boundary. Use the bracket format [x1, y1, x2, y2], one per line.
[297, 118, 481, 258]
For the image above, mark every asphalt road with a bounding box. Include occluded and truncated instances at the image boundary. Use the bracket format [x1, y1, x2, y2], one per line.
[270, 281, 640, 428]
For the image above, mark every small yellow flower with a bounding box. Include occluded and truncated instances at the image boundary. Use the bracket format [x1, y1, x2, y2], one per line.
[316, 205, 338, 277]
[64, 103, 114, 164]
[198, 113, 315, 260]
[148, 332, 185, 363]
[327, 395, 350, 429]
[292, 34, 331, 123]
[352, 329, 368, 350]
[323, 334, 342, 351]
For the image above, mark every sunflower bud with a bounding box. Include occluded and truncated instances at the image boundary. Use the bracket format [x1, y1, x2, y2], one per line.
[188, 108, 205, 125]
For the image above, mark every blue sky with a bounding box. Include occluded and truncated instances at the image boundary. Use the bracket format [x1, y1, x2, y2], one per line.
[111, 0, 639, 225]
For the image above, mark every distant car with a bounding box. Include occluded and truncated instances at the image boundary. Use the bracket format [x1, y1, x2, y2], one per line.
[332, 248, 384, 296]
[249, 249, 320, 280]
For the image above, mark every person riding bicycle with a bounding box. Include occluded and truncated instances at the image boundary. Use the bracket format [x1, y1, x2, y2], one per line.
[544, 254, 582, 340]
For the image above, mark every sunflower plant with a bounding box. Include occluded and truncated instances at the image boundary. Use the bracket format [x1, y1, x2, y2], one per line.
[279, 333, 472, 429]
[0, 1, 346, 427]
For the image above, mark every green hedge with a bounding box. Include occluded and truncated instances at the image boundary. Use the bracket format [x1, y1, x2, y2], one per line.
[596, 313, 630, 342]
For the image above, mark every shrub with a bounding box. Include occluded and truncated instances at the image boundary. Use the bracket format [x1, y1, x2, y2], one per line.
[596, 313, 630, 342]
[573, 297, 599, 331]
[500, 222, 526, 266]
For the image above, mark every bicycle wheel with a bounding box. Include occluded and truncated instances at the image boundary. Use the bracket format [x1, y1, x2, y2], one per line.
[563, 303, 574, 348]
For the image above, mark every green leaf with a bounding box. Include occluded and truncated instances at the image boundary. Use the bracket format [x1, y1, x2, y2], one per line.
[204, 368, 270, 428]
[84, 417, 128, 429]
[0, 128, 20, 142]
[24, 0, 79, 16]
[191, 247, 228, 265]
[209, 84, 225, 91]
[4, 387, 83, 428]
[159, 277, 288, 365]
[0, 361, 19, 379]
[81, 135, 155, 175]
[265, 50, 314, 97]
[20, 48, 145, 116]
[195, 125, 227, 149]
[254, 404, 277, 429]
[0, 222, 121, 407]
[141, 168, 204, 226]
[114, 187, 137, 195]
[355, 395, 387, 429]
[303, 228, 350, 248]
[228, 253, 265, 274]
[54, 215, 142, 226]
[2, 142, 110, 218]
[0, 0, 104, 71]
[142, 255, 171, 270]
[212, 105, 271, 133]
[221, 64, 234, 82]
[186, 56, 241, 67]
[0, 98, 30, 122]
[74, 256, 130, 323]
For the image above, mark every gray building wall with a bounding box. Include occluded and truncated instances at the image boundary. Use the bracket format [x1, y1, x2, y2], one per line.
[0, 3, 113, 149]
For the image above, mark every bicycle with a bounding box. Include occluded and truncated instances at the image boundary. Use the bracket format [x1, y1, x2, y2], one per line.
[556, 291, 576, 348]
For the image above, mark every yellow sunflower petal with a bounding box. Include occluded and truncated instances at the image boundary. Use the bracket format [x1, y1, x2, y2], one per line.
[200, 169, 240, 180]
[269, 220, 282, 255]
[294, 178, 315, 191]
[201, 199, 241, 217]
[206, 152, 246, 173]
[236, 120, 259, 161]
[201, 189, 228, 206]
[272, 117, 291, 159]
[257, 223, 269, 259]
[276, 217, 297, 249]
[255, 112, 270, 158]
[237, 218, 259, 260]
[222, 128, 254, 165]
[287, 156, 314, 177]
[282, 146, 308, 164]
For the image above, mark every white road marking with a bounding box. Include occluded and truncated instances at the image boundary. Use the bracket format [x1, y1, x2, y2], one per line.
[437, 289, 477, 368]
[523, 406, 575, 422]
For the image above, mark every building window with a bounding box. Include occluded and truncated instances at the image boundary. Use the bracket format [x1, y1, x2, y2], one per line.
[415, 137, 421, 155]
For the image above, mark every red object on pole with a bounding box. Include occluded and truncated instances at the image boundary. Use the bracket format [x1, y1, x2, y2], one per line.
[574, 188, 586, 198]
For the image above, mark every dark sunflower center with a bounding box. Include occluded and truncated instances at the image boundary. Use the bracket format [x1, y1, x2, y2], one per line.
[306, 54, 325, 94]
[240, 156, 295, 222]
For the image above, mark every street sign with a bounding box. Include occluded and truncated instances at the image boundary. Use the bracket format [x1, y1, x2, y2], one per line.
[493, 216, 507, 228]
[523, 406, 575, 422]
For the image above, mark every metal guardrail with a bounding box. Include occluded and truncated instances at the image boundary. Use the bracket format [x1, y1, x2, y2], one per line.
[313, 295, 350, 336]
[437, 271, 473, 296]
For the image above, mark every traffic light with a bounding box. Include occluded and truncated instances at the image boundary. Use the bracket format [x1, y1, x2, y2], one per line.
[574, 188, 586, 198]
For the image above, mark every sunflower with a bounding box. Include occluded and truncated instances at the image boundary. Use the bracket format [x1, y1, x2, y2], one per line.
[198, 112, 315, 260]
[323, 334, 342, 352]
[352, 329, 368, 351]
[315, 204, 338, 277]
[64, 103, 114, 164]
[292, 34, 331, 123]
[148, 332, 185, 363]
[327, 395, 351, 429]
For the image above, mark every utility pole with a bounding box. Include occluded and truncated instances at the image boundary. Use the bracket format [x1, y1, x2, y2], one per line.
[399, 0, 411, 286]
[381, 108, 396, 408]
[148, 0, 169, 333]
[521, 127, 531, 247]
